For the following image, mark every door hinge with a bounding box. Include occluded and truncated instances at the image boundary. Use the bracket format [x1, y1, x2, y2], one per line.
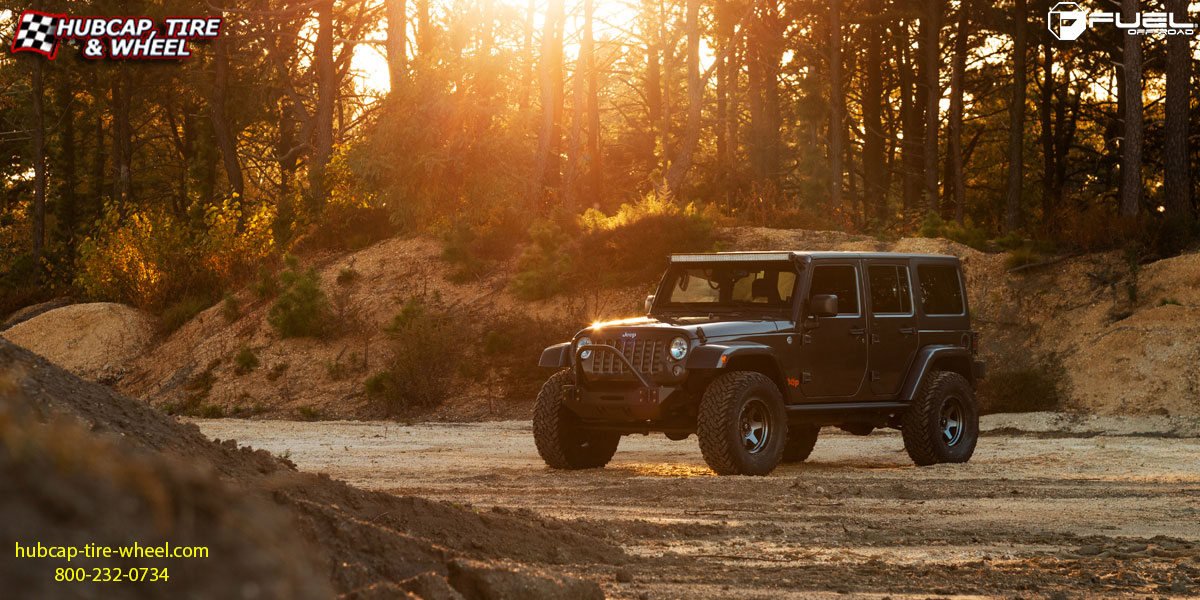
[801, 372, 812, 383]
[869, 370, 881, 381]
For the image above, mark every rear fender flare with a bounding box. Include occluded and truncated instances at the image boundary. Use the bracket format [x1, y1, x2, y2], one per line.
[899, 345, 976, 401]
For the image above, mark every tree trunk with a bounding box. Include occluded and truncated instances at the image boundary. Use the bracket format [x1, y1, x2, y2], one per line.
[829, 0, 842, 207]
[1040, 41, 1055, 230]
[1118, 0, 1142, 218]
[863, 9, 886, 225]
[112, 66, 133, 206]
[948, 0, 968, 224]
[518, 0, 535, 110]
[309, 0, 335, 207]
[564, 0, 592, 210]
[665, 0, 702, 196]
[900, 21, 922, 214]
[386, 0, 408, 91]
[922, 0, 942, 214]
[1004, 0, 1026, 232]
[416, 0, 432, 56]
[210, 21, 245, 217]
[532, 0, 565, 208]
[644, 0, 662, 177]
[1163, 0, 1192, 224]
[54, 69, 78, 250]
[30, 58, 46, 279]
[585, 0, 602, 207]
[725, 14, 740, 207]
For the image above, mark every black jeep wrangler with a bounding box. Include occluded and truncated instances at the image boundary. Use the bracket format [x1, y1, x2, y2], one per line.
[534, 251, 986, 476]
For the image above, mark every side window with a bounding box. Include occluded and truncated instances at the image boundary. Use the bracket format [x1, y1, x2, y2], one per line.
[917, 264, 964, 315]
[868, 265, 912, 315]
[809, 265, 859, 315]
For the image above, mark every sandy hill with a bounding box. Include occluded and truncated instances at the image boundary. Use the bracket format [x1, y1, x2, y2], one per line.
[0, 338, 618, 598]
[5, 228, 1198, 419]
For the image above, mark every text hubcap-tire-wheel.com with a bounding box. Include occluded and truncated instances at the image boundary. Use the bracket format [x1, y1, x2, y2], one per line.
[940, 398, 964, 446]
[740, 398, 771, 454]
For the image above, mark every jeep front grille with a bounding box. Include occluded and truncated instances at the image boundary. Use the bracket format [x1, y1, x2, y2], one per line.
[588, 339, 665, 377]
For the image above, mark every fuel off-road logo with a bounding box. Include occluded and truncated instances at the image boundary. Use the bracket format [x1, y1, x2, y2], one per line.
[1048, 2, 1196, 41]
[10, 10, 221, 59]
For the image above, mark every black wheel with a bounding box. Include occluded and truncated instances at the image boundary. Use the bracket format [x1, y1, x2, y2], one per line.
[533, 369, 620, 469]
[697, 371, 788, 476]
[781, 425, 819, 463]
[901, 371, 979, 466]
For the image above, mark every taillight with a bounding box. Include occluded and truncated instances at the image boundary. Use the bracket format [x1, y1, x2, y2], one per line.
[970, 332, 980, 355]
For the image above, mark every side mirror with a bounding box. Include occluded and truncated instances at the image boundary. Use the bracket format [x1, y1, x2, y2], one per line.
[644, 295, 656, 314]
[809, 294, 838, 318]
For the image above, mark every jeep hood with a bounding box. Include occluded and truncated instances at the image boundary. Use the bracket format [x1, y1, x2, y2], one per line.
[581, 316, 784, 341]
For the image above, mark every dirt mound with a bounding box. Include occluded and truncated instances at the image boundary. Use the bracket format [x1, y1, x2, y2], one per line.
[0, 296, 72, 330]
[1, 339, 621, 598]
[2, 302, 153, 383]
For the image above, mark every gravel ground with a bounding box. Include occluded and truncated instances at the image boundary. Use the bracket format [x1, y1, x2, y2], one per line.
[195, 414, 1200, 599]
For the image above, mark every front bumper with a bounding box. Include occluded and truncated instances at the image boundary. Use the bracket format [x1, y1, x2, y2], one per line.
[568, 343, 678, 420]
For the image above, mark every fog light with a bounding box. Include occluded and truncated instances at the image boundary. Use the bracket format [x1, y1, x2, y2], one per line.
[672, 365, 683, 376]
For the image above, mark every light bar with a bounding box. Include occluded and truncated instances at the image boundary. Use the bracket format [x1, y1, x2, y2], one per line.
[670, 252, 796, 263]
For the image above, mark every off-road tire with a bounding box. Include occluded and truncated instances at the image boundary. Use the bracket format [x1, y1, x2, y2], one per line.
[533, 369, 620, 469]
[781, 425, 820, 463]
[697, 371, 788, 476]
[901, 371, 978, 466]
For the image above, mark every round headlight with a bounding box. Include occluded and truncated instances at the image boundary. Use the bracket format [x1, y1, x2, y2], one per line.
[577, 336, 593, 360]
[669, 337, 688, 361]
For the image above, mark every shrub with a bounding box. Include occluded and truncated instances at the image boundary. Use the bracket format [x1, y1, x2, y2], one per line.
[233, 345, 259, 375]
[1004, 247, 1041, 270]
[481, 313, 578, 398]
[918, 212, 988, 251]
[198, 404, 225, 418]
[510, 196, 713, 300]
[252, 265, 279, 299]
[336, 267, 360, 286]
[160, 295, 213, 334]
[296, 405, 321, 421]
[977, 357, 1065, 414]
[222, 292, 240, 323]
[267, 257, 332, 338]
[441, 207, 526, 283]
[369, 296, 471, 413]
[74, 198, 274, 311]
[291, 202, 396, 253]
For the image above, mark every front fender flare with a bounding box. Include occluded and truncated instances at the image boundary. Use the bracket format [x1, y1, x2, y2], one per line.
[538, 342, 572, 368]
[685, 342, 779, 370]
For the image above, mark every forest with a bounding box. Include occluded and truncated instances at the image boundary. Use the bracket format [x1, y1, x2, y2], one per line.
[0, 0, 1196, 319]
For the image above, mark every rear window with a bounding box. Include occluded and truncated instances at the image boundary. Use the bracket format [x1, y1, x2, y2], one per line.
[809, 265, 859, 315]
[868, 265, 912, 314]
[917, 264, 964, 315]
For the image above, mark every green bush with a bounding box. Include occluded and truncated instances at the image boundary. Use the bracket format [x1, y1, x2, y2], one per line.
[481, 313, 577, 398]
[511, 198, 713, 300]
[222, 292, 241, 323]
[267, 257, 332, 338]
[1004, 247, 1041, 270]
[977, 357, 1065, 414]
[233, 345, 259, 375]
[252, 265, 279, 299]
[160, 295, 213, 334]
[369, 296, 471, 414]
[919, 212, 988, 251]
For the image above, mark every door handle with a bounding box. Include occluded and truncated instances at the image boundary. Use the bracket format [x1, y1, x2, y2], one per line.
[899, 327, 916, 335]
[849, 327, 866, 336]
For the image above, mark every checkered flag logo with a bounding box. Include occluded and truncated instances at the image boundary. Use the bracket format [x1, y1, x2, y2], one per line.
[11, 10, 61, 59]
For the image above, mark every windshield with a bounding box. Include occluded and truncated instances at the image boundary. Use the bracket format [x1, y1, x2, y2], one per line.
[656, 263, 798, 311]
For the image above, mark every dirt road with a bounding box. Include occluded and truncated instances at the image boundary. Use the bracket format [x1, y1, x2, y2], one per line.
[196, 414, 1200, 598]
